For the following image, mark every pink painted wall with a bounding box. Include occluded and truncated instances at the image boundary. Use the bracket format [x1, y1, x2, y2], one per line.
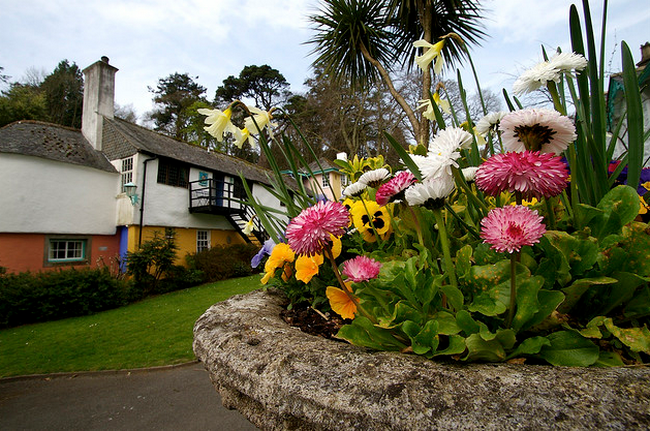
[0, 233, 121, 274]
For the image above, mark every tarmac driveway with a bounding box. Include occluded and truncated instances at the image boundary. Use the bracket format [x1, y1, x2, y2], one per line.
[0, 362, 257, 430]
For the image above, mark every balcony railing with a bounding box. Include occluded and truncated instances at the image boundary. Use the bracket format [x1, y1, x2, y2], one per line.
[189, 178, 268, 244]
[189, 178, 245, 215]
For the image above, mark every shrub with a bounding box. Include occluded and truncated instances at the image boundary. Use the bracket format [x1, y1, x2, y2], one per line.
[186, 243, 259, 282]
[0, 267, 133, 328]
[126, 229, 178, 294]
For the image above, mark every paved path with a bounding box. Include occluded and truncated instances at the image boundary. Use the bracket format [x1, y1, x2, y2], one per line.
[0, 362, 258, 430]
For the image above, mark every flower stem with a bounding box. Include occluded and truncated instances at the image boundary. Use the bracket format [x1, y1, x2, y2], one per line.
[323, 246, 376, 324]
[544, 197, 556, 230]
[506, 252, 518, 328]
[432, 208, 458, 291]
[407, 205, 426, 249]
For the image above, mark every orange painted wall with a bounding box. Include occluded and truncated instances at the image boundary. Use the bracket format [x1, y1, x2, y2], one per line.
[0, 233, 121, 274]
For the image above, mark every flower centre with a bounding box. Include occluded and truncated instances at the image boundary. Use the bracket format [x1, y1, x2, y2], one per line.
[513, 124, 556, 152]
[506, 223, 524, 240]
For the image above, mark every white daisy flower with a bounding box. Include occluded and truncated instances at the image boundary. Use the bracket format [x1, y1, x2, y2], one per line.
[358, 168, 390, 188]
[405, 176, 456, 207]
[461, 166, 479, 182]
[429, 127, 474, 154]
[475, 112, 507, 137]
[499, 108, 577, 154]
[548, 52, 588, 74]
[343, 181, 367, 198]
[410, 154, 459, 181]
[513, 61, 559, 95]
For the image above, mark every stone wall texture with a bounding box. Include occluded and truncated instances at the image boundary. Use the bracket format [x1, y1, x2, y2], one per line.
[193, 289, 650, 430]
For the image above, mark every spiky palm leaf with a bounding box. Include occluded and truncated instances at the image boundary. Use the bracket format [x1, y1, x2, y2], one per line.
[308, 0, 400, 87]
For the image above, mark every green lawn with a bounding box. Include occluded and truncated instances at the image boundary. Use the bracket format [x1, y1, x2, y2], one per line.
[0, 275, 262, 378]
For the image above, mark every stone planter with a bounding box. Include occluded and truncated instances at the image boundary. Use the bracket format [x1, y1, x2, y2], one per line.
[193, 289, 650, 430]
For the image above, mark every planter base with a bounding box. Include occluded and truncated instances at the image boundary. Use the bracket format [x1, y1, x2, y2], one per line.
[193, 289, 650, 430]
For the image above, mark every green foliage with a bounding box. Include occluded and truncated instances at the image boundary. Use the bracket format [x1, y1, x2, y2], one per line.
[126, 230, 180, 295]
[185, 243, 260, 282]
[40, 60, 84, 129]
[0, 59, 83, 128]
[0, 267, 132, 328]
[0, 83, 48, 127]
[214, 65, 290, 111]
[148, 72, 207, 140]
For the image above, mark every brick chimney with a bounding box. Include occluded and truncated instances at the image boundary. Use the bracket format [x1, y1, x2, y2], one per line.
[82, 56, 118, 151]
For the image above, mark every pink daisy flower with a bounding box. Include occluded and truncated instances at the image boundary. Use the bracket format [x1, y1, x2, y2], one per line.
[342, 256, 382, 283]
[475, 150, 569, 199]
[375, 171, 417, 205]
[499, 108, 576, 154]
[286, 200, 350, 256]
[480, 205, 546, 254]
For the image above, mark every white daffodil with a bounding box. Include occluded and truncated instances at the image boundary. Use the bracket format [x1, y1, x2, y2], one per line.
[242, 216, 256, 235]
[245, 107, 276, 135]
[413, 39, 445, 74]
[418, 93, 451, 121]
[198, 106, 238, 142]
[233, 127, 257, 149]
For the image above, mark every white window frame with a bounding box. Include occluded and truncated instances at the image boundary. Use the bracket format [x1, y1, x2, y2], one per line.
[48, 239, 87, 263]
[322, 173, 330, 187]
[121, 157, 134, 192]
[197, 230, 211, 252]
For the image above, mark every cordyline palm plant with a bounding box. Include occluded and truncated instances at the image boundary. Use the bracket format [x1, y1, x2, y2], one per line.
[308, 0, 486, 146]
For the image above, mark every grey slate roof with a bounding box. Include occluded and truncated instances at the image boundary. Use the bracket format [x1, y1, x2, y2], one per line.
[0, 121, 117, 173]
[102, 117, 275, 185]
[306, 158, 341, 175]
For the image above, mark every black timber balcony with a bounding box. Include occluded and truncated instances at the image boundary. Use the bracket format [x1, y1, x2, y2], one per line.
[189, 178, 246, 216]
[189, 178, 268, 245]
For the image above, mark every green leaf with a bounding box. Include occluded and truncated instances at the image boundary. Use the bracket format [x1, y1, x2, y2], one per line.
[455, 245, 473, 280]
[596, 185, 640, 227]
[441, 284, 464, 312]
[336, 317, 407, 351]
[464, 333, 507, 362]
[537, 331, 599, 366]
[593, 350, 626, 367]
[522, 290, 566, 331]
[468, 291, 506, 317]
[512, 276, 544, 332]
[559, 277, 617, 313]
[624, 286, 650, 318]
[401, 320, 437, 355]
[456, 310, 480, 335]
[621, 41, 645, 189]
[603, 318, 650, 355]
[430, 310, 462, 335]
[431, 335, 466, 357]
[506, 336, 551, 360]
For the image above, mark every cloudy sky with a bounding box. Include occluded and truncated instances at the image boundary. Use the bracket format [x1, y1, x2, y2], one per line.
[1, 0, 649, 120]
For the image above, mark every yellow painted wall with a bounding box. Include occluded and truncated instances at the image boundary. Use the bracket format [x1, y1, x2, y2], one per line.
[126, 225, 246, 266]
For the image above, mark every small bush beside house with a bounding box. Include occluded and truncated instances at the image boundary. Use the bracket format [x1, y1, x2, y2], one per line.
[186, 243, 260, 282]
